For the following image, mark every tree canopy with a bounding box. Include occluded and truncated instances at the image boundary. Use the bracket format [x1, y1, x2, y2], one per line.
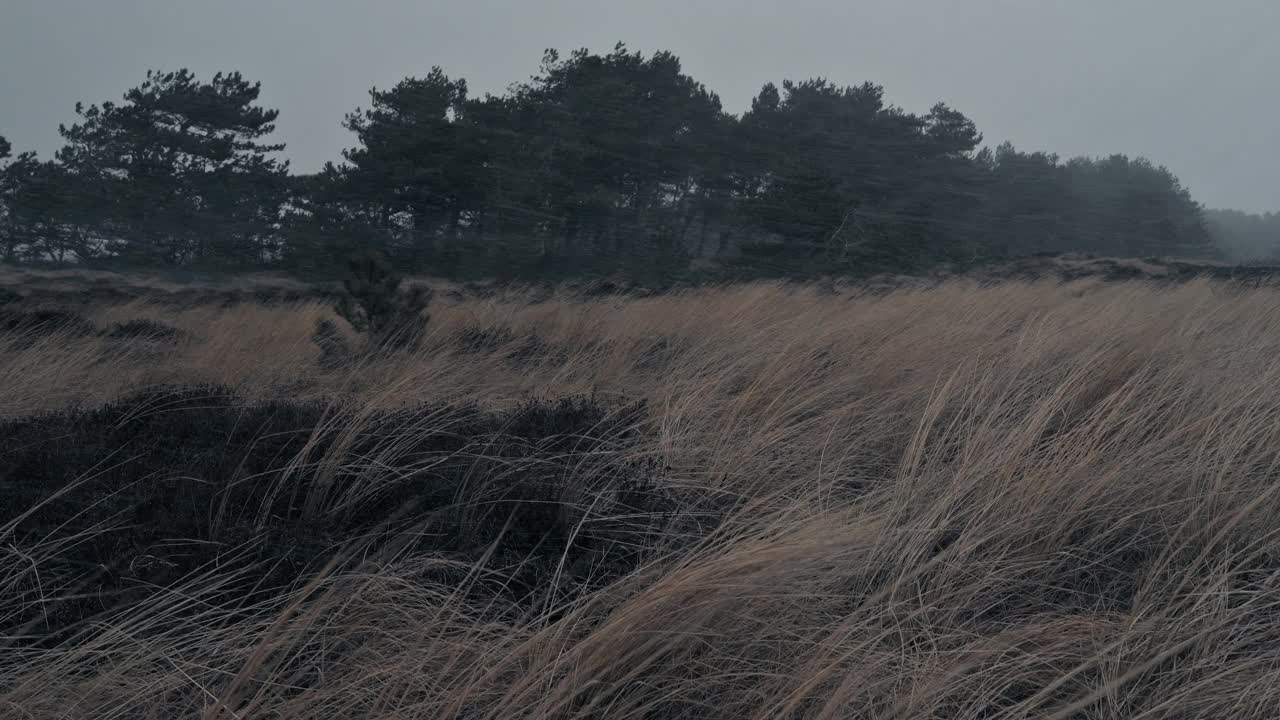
[1205, 209, 1280, 263]
[0, 46, 1246, 280]
[51, 69, 289, 267]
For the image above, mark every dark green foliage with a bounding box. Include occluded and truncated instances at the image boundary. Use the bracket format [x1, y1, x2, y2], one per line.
[735, 81, 981, 272]
[339, 68, 472, 270]
[50, 69, 289, 268]
[1, 46, 1230, 280]
[0, 387, 671, 645]
[280, 164, 390, 275]
[280, 45, 1221, 278]
[969, 144, 1211, 261]
[0, 155, 94, 263]
[0, 138, 24, 261]
[1206, 209, 1280, 263]
[333, 250, 432, 350]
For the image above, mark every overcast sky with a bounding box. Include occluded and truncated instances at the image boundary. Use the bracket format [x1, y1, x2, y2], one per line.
[3, 0, 1277, 211]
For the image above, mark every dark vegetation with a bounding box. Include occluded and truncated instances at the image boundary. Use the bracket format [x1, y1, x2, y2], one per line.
[1, 45, 1259, 286]
[945, 253, 1280, 287]
[7, 251, 1280, 331]
[1206, 209, 1280, 263]
[332, 250, 432, 349]
[0, 265, 329, 308]
[0, 305, 97, 337]
[0, 386, 672, 647]
[0, 303, 185, 347]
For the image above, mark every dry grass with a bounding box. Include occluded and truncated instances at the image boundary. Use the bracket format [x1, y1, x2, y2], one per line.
[6, 278, 1280, 718]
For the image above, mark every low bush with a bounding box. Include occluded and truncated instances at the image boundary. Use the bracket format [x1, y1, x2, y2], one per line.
[0, 386, 670, 645]
[334, 251, 432, 350]
[0, 307, 96, 337]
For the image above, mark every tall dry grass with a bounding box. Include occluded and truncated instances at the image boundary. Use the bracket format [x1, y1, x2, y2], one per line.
[6, 278, 1280, 717]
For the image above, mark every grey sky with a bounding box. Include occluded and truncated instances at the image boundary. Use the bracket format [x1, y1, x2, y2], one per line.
[3, 0, 1277, 211]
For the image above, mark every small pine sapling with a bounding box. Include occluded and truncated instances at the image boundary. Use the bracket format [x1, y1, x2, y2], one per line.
[334, 250, 432, 350]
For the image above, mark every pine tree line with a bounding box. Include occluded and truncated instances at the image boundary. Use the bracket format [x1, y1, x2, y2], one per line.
[0, 44, 1229, 280]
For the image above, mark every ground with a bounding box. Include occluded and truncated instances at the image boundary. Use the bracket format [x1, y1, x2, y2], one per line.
[3, 264, 1280, 718]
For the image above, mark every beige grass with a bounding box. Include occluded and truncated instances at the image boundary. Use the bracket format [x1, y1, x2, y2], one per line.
[6, 278, 1280, 717]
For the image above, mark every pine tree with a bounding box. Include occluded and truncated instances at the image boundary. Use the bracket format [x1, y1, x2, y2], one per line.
[55, 69, 289, 267]
[334, 250, 432, 350]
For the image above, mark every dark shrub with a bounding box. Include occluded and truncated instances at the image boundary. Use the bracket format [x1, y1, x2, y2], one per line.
[0, 387, 671, 645]
[0, 307, 96, 337]
[335, 250, 432, 350]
